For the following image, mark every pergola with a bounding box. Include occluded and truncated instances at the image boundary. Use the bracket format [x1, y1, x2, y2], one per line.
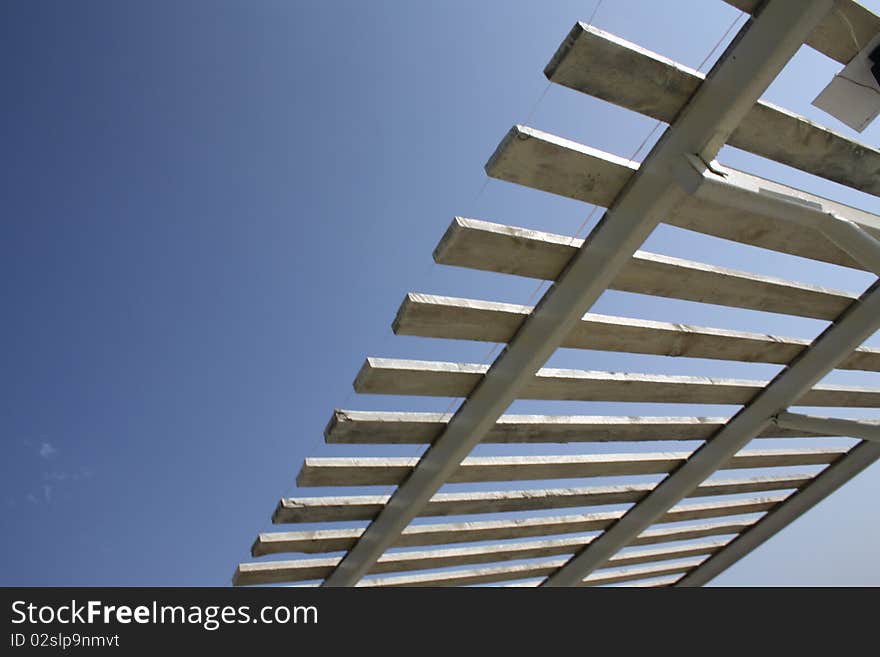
[234, 0, 880, 587]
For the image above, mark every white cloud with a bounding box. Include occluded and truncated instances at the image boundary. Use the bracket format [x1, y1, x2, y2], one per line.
[39, 442, 57, 459]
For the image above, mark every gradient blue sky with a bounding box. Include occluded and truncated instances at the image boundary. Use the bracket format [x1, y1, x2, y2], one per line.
[2, 0, 879, 586]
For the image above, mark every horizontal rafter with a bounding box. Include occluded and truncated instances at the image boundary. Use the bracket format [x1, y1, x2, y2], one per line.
[274, 473, 812, 523]
[296, 449, 843, 487]
[358, 556, 708, 588]
[393, 293, 880, 370]
[252, 496, 785, 556]
[354, 357, 880, 406]
[235, 536, 728, 586]
[324, 410, 824, 445]
[434, 217, 856, 318]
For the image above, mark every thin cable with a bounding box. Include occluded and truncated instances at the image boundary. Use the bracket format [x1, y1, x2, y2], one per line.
[587, 0, 604, 26]
[523, 82, 552, 126]
[696, 12, 746, 72]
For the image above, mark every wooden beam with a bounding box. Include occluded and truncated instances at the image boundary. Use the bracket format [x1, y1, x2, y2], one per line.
[724, 0, 880, 65]
[274, 473, 811, 523]
[235, 536, 728, 586]
[324, 410, 824, 445]
[434, 217, 856, 319]
[253, 496, 784, 555]
[354, 358, 880, 407]
[482, 127, 880, 270]
[255, 518, 754, 562]
[357, 556, 708, 588]
[296, 449, 843, 487]
[544, 24, 880, 195]
[393, 293, 880, 370]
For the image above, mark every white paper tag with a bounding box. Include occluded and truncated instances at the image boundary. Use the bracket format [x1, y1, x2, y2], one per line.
[812, 33, 880, 133]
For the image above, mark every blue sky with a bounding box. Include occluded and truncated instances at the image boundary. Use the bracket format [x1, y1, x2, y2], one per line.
[2, 0, 879, 586]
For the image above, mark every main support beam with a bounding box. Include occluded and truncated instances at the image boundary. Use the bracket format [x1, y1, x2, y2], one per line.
[543, 277, 880, 586]
[675, 439, 880, 586]
[774, 412, 880, 443]
[322, 0, 834, 586]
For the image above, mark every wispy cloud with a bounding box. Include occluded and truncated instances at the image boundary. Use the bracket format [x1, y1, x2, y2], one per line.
[39, 442, 57, 459]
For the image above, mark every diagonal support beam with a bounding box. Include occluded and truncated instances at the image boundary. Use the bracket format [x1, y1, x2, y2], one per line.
[322, 0, 836, 587]
[773, 412, 880, 443]
[675, 439, 880, 586]
[677, 156, 880, 274]
[542, 278, 880, 586]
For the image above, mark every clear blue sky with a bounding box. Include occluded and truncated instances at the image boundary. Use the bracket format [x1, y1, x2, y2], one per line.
[2, 0, 879, 586]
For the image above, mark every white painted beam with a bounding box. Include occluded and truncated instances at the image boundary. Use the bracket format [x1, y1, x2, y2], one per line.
[354, 358, 880, 407]
[676, 158, 880, 275]
[394, 293, 880, 370]
[324, 410, 824, 445]
[234, 537, 728, 586]
[274, 474, 811, 523]
[296, 449, 844, 487]
[434, 218, 856, 319]
[358, 556, 708, 588]
[252, 496, 784, 556]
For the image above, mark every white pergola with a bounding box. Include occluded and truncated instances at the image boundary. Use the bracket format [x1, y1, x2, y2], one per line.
[235, 0, 880, 587]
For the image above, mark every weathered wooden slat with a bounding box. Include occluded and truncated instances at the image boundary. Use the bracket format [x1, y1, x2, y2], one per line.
[393, 293, 880, 371]
[354, 358, 880, 407]
[724, 0, 880, 65]
[297, 450, 841, 487]
[616, 574, 681, 587]
[236, 537, 723, 586]
[325, 410, 825, 445]
[253, 496, 783, 555]
[542, 24, 880, 195]
[357, 555, 708, 587]
[275, 473, 810, 522]
[483, 127, 880, 270]
[434, 217, 856, 319]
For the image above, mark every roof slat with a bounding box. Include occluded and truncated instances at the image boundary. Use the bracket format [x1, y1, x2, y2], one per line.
[324, 410, 823, 444]
[274, 473, 811, 522]
[394, 293, 880, 370]
[358, 556, 707, 588]
[253, 496, 783, 554]
[236, 539, 723, 586]
[354, 358, 880, 406]
[296, 449, 843, 487]
[483, 127, 880, 269]
[434, 217, 856, 319]
[543, 24, 880, 194]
